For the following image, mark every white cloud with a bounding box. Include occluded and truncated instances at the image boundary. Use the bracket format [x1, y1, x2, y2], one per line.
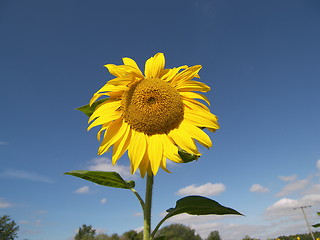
[279, 174, 297, 182]
[176, 182, 226, 196]
[265, 194, 320, 220]
[74, 186, 90, 194]
[276, 179, 309, 197]
[0, 141, 8, 145]
[100, 198, 107, 204]
[249, 184, 269, 193]
[0, 198, 13, 208]
[0, 169, 53, 183]
[316, 159, 320, 170]
[88, 157, 134, 179]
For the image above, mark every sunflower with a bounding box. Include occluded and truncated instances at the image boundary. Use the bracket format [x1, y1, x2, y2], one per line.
[88, 53, 219, 177]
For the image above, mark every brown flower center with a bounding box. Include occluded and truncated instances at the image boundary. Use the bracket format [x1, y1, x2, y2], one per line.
[122, 78, 184, 135]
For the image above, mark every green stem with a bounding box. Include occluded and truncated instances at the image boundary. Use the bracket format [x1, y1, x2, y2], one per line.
[144, 173, 154, 240]
[130, 188, 145, 210]
[151, 215, 168, 238]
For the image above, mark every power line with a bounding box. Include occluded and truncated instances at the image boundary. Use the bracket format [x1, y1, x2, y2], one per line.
[293, 205, 315, 240]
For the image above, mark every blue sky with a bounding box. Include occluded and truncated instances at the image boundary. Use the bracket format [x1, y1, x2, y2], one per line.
[1, 0, 320, 239]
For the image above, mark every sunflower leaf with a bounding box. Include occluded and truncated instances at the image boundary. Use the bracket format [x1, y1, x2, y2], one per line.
[178, 148, 199, 163]
[165, 195, 243, 219]
[313, 223, 320, 228]
[64, 170, 134, 189]
[76, 98, 109, 117]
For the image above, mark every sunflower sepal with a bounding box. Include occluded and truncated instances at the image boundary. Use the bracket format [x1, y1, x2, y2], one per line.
[178, 148, 199, 163]
[64, 170, 135, 190]
[76, 98, 109, 117]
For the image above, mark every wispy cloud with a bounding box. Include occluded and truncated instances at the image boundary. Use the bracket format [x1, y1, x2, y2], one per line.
[316, 159, 320, 170]
[0, 198, 13, 208]
[88, 157, 134, 179]
[0, 141, 8, 145]
[74, 186, 90, 194]
[276, 179, 309, 197]
[249, 184, 269, 193]
[176, 182, 226, 196]
[133, 212, 143, 217]
[0, 169, 53, 183]
[278, 174, 297, 182]
[100, 198, 107, 204]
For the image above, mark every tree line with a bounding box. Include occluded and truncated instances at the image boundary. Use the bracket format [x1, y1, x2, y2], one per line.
[74, 223, 221, 240]
[2, 214, 320, 240]
[74, 224, 320, 240]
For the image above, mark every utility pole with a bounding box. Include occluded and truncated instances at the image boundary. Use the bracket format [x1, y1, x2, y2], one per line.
[293, 205, 315, 240]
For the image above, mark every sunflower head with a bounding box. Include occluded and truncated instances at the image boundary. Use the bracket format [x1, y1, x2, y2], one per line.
[87, 53, 219, 177]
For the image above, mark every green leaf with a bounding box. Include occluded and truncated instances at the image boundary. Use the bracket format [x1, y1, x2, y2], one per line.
[76, 98, 109, 117]
[178, 148, 199, 163]
[165, 195, 243, 219]
[64, 170, 134, 189]
[312, 223, 320, 228]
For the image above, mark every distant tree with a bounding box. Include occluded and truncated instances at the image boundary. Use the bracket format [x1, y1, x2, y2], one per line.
[121, 230, 142, 240]
[135, 231, 143, 240]
[0, 215, 19, 240]
[75, 224, 96, 240]
[95, 233, 111, 240]
[206, 230, 221, 240]
[242, 236, 260, 240]
[156, 224, 202, 240]
[109, 233, 120, 240]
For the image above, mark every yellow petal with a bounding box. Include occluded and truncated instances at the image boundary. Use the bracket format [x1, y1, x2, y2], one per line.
[104, 64, 122, 77]
[144, 53, 165, 79]
[183, 97, 210, 111]
[107, 76, 134, 86]
[147, 134, 163, 175]
[138, 151, 150, 178]
[128, 131, 147, 174]
[95, 83, 128, 94]
[122, 57, 143, 76]
[171, 65, 202, 86]
[161, 135, 183, 163]
[184, 110, 219, 130]
[90, 84, 127, 106]
[179, 121, 212, 148]
[112, 123, 132, 165]
[160, 155, 171, 173]
[105, 64, 142, 78]
[161, 65, 188, 82]
[179, 91, 210, 105]
[88, 100, 121, 123]
[176, 80, 210, 92]
[97, 122, 111, 141]
[97, 118, 125, 155]
[168, 128, 199, 155]
[87, 111, 121, 131]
